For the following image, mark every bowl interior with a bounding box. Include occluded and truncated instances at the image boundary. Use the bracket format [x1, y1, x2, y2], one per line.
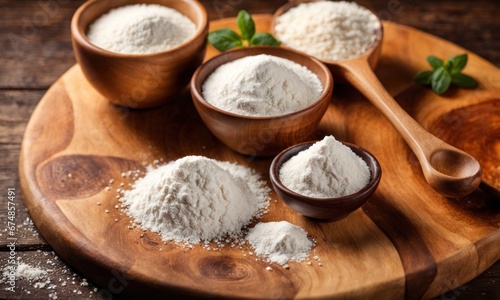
[270, 140, 382, 207]
[191, 46, 334, 119]
[73, 0, 207, 56]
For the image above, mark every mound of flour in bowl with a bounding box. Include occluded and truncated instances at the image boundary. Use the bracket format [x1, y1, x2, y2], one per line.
[121, 156, 270, 243]
[280, 135, 370, 198]
[202, 54, 323, 117]
[87, 4, 196, 54]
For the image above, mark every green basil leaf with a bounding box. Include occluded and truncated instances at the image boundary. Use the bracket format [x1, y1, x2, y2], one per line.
[208, 29, 243, 52]
[250, 33, 281, 46]
[443, 60, 453, 73]
[449, 53, 468, 74]
[432, 67, 452, 95]
[414, 70, 434, 85]
[451, 73, 477, 88]
[237, 10, 255, 41]
[427, 56, 444, 70]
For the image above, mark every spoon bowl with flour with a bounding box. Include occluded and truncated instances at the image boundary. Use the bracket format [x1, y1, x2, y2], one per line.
[273, 1, 482, 198]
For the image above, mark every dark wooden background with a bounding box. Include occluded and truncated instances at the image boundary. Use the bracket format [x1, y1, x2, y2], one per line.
[0, 0, 498, 299]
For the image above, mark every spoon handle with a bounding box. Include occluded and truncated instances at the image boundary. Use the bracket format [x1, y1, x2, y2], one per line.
[339, 59, 482, 197]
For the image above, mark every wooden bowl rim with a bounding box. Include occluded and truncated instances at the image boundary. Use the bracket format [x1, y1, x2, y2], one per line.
[270, 140, 382, 206]
[190, 46, 334, 120]
[71, 0, 208, 58]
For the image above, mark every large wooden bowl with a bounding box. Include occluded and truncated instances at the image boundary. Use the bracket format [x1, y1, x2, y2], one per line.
[71, 0, 208, 108]
[190, 46, 334, 157]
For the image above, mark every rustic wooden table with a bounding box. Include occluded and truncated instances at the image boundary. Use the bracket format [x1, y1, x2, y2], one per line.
[1, 0, 498, 299]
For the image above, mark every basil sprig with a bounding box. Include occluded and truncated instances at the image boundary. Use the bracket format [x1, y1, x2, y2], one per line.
[414, 53, 477, 95]
[208, 10, 280, 52]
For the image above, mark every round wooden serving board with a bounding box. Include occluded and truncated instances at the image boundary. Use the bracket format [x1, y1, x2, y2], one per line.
[19, 15, 500, 299]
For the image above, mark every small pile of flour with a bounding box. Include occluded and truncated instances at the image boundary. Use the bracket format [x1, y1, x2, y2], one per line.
[275, 1, 381, 61]
[9, 263, 48, 281]
[246, 221, 313, 265]
[280, 136, 370, 198]
[121, 156, 270, 243]
[202, 54, 323, 117]
[87, 4, 196, 54]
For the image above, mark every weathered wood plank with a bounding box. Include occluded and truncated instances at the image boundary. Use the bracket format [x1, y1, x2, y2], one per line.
[0, 250, 101, 299]
[0, 0, 83, 89]
[0, 91, 46, 249]
[0, 91, 42, 144]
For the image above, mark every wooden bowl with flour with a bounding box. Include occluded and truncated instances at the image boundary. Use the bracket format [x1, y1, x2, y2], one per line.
[71, 0, 208, 108]
[190, 46, 334, 157]
[270, 141, 382, 221]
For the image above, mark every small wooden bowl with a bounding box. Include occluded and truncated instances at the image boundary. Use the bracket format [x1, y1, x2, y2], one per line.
[71, 0, 208, 108]
[270, 141, 382, 221]
[190, 47, 334, 157]
[272, 0, 383, 81]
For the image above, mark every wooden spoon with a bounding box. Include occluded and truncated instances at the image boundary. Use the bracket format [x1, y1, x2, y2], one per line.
[337, 56, 482, 198]
[273, 4, 482, 198]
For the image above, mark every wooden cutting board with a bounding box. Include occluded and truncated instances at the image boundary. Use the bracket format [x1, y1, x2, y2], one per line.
[19, 15, 500, 299]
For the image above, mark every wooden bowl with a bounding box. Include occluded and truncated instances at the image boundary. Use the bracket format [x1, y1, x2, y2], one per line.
[71, 0, 208, 108]
[270, 141, 382, 221]
[190, 46, 334, 157]
[272, 0, 383, 81]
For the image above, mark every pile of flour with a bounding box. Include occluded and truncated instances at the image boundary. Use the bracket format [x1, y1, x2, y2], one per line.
[121, 156, 270, 243]
[87, 4, 196, 54]
[275, 1, 380, 61]
[280, 136, 370, 198]
[246, 221, 313, 265]
[9, 263, 48, 281]
[202, 54, 323, 117]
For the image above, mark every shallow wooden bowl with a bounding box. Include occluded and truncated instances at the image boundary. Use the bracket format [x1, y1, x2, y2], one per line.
[190, 46, 334, 157]
[71, 0, 208, 108]
[270, 141, 382, 221]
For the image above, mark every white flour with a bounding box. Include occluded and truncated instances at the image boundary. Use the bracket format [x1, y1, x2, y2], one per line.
[87, 4, 196, 54]
[280, 136, 370, 198]
[246, 221, 313, 265]
[275, 1, 380, 61]
[202, 54, 323, 117]
[121, 156, 270, 243]
[9, 263, 48, 281]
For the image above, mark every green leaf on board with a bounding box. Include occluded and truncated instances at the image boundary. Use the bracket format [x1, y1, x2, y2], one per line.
[449, 53, 468, 74]
[427, 56, 444, 70]
[413, 70, 434, 85]
[451, 73, 477, 88]
[415, 53, 476, 95]
[431, 67, 452, 95]
[250, 33, 281, 47]
[207, 10, 280, 52]
[207, 29, 243, 52]
[237, 10, 255, 41]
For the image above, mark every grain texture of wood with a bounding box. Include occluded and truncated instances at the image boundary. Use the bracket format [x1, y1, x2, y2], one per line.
[1, 0, 500, 299]
[16, 16, 500, 299]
